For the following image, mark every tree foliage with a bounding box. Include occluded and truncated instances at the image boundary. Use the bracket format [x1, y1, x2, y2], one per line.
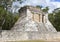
[36, 6, 42, 9]
[48, 8, 60, 31]
[0, 0, 13, 11]
[0, 6, 19, 30]
[0, 0, 24, 30]
[42, 7, 49, 13]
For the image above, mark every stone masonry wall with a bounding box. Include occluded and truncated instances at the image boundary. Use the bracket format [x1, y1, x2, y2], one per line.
[1, 30, 60, 42]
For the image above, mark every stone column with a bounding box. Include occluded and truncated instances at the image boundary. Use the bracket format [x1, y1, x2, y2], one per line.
[39, 14, 40, 22]
[40, 14, 42, 23]
[44, 15, 45, 23]
[43, 14, 48, 23]
[42, 14, 44, 23]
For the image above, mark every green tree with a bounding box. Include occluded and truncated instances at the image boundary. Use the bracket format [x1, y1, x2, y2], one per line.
[0, 6, 19, 30]
[36, 6, 42, 9]
[0, 6, 6, 30]
[42, 7, 49, 13]
[48, 8, 60, 31]
[0, 0, 12, 10]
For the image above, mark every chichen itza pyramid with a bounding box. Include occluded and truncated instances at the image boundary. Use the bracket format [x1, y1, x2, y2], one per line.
[1, 6, 60, 42]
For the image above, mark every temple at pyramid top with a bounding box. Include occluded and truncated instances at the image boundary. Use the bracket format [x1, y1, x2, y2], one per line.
[12, 6, 57, 32]
[18, 6, 47, 23]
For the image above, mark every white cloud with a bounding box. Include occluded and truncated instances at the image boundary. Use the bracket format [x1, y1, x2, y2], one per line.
[12, 0, 60, 13]
[51, 2, 60, 8]
[45, 0, 60, 13]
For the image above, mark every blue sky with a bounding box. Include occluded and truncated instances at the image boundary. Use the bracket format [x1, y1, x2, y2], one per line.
[12, 0, 60, 13]
[51, 0, 60, 2]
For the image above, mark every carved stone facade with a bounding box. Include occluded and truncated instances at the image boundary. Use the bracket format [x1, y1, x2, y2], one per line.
[18, 6, 44, 23]
[1, 6, 58, 42]
[13, 6, 57, 32]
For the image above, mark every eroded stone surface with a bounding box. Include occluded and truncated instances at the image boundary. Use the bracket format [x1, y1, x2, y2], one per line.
[1, 31, 60, 42]
[0, 6, 58, 42]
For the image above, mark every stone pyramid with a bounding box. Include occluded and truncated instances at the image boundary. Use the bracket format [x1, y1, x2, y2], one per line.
[1, 6, 59, 42]
[12, 6, 57, 32]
